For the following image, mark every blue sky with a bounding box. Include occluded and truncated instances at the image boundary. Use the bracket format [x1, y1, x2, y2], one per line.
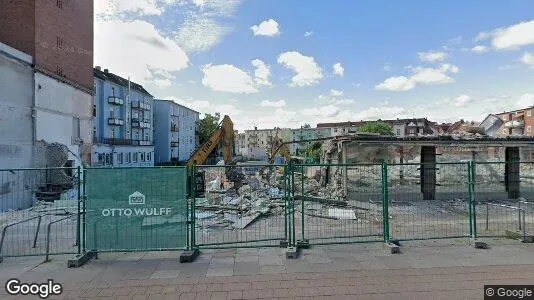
[94, 0, 534, 130]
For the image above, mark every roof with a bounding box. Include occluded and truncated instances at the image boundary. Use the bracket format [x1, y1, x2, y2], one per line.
[337, 134, 534, 147]
[494, 106, 534, 115]
[153, 99, 200, 114]
[316, 118, 430, 128]
[94, 68, 153, 97]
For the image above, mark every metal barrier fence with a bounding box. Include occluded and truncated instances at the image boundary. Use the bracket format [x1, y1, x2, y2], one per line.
[1, 161, 532, 259]
[191, 164, 289, 249]
[0, 167, 80, 258]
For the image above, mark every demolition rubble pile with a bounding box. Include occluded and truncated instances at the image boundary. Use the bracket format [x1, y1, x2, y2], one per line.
[194, 164, 372, 232]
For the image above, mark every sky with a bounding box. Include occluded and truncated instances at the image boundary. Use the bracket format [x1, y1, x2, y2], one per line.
[94, 0, 534, 131]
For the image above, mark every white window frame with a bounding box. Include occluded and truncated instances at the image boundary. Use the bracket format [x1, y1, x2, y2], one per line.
[528, 110, 532, 117]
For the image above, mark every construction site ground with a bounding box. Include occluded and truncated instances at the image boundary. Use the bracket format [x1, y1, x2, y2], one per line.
[1, 238, 533, 299]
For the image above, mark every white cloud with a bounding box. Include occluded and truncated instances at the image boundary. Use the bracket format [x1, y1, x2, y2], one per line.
[95, 0, 163, 16]
[317, 95, 354, 106]
[173, 0, 245, 52]
[250, 19, 280, 37]
[165, 96, 211, 112]
[353, 102, 406, 120]
[417, 51, 447, 63]
[382, 63, 391, 72]
[214, 104, 243, 116]
[475, 31, 491, 42]
[375, 64, 459, 92]
[277, 51, 323, 87]
[471, 45, 489, 54]
[521, 52, 534, 67]
[332, 62, 344, 77]
[304, 31, 314, 37]
[452, 95, 473, 107]
[490, 20, 534, 50]
[330, 89, 343, 96]
[260, 100, 286, 108]
[517, 93, 534, 108]
[301, 105, 340, 118]
[95, 20, 189, 88]
[201, 64, 258, 93]
[251, 59, 271, 86]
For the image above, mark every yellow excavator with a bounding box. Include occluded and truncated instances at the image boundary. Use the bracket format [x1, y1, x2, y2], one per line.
[187, 115, 244, 194]
[187, 115, 234, 168]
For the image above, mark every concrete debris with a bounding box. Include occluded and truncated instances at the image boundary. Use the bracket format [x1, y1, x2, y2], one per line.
[233, 213, 261, 229]
[328, 208, 356, 220]
[195, 212, 215, 219]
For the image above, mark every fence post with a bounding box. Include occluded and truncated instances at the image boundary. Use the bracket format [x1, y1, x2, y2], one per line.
[468, 161, 476, 239]
[382, 162, 390, 242]
[291, 162, 296, 246]
[82, 167, 87, 253]
[301, 165, 305, 242]
[283, 165, 288, 243]
[190, 165, 197, 250]
[76, 166, 81, 254]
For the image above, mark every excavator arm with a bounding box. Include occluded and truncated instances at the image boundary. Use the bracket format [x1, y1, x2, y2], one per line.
[187, 115, 234, 168]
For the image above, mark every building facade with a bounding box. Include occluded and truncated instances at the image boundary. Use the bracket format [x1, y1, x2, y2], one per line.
[93, 68, 154, 167]
[317, 118, 434, 138]
[244, 127, 291, 160]
[289, 127, 331, 156]
[0, 0, 93, 169]
[492, 107, 534, 137]
[153, 100, 200, 163]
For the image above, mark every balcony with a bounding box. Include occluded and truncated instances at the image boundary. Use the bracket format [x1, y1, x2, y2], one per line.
[108, 118, 124, 126]
[107, 96, 124, 105]
[93, 138, 153, 146]
[170, 141, 180, 147]
[132, 101, 151, 110]
[171, 124, 179, 132]
[504, 120, 524, 128]
[132, 121, 151, 129]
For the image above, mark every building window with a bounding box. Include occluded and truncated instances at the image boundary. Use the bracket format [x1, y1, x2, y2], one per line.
[97, 154, 104, 165]
[141, 153, 145, 162]
[56, 0, 63, 8]
[503, 115, 508, 121]
[110, 130, 115, 138]
[133, 153, 138, 163]
[105, 154, 110, 165]
[93, 105, 96, 117]
[528, 110, 532, 117]
[528, 126, 532, 133]
[117, 153, 123, 164]
[72, 117, 80, 140]
[109, 108, 115, 118]
[147, 153, 151, 162]
[503, 129, 507, 134]
[56, 36, 63, 49]
[126, 152, 131, 163]
[396, 129, 401, 136]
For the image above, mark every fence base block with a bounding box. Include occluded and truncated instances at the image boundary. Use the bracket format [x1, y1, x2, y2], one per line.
[68, 251, 97, 268]
[180, 249, 200, 263]
[279, 240, 289, 248]
[296, 240, 310, 249]
[0, 257, 3, 263]
[286, 246, 299, 259]
[522, 236, 534, 243]
[470, 239, 489, 249]
[383, 243, 400, 254]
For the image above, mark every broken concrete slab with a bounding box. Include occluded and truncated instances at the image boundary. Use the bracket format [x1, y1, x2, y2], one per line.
[294, 195, 347, 206]
[286, 246, 299, 259]
[328, 208, 356, 220]
[470, 238, 489, 249]
[383, 242, 400, 254]
[233, 213, 261, 229]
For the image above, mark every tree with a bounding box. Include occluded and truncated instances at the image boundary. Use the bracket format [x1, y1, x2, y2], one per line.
[304, 141, 322, 162]
[199, 113, 221, 145]
[358, 121, 394, 135]
[302, 123, 311, 128]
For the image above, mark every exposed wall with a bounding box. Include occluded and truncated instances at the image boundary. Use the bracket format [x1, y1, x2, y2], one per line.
[0, 0, 36, 57]
[34, 72, 92, 167]
[0, 48, 34, 169]
[153, 101, 171, 163]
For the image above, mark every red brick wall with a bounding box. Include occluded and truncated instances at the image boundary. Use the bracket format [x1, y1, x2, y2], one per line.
[495, 109, 534, 137]
[35, 0, 94, 92]
[0, 0, 36, 55]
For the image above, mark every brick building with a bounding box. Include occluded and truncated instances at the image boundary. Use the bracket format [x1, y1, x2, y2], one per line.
[0, 0, 94, 169]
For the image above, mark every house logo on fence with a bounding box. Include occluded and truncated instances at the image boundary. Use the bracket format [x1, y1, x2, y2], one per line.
[129, 191, 145, 205]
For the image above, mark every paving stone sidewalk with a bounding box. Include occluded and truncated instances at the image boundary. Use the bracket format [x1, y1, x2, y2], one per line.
[0, 239, 533, 299]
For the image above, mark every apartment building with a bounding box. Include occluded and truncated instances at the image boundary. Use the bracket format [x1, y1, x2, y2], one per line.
[244, 127, 291, 160]
[153, 100, 200, 163]
[483, 107, 534, 137]
[0, 0, 93, 170]
[317, 118, 434, 138]
[93, 67, 154, 167]
[289, 127, 331, 156]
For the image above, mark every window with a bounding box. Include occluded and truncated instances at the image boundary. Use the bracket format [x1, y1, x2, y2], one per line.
[110, 129, 115, 138]
[109, 108, 115, 118]
[105, 154, 110, 165]
[126, 152, 131, 163]
[141, 153, 145, 162]
[190, 125, 192, 131]
[93, 105, 96, 117]
[126, 130, 130, 138]
[133, 152, 138, 163]
[396, 128, 401, 135]
[503, 115, 508, 121]
[528, 126, 532, 133]
[147, 153, 151, 162]
[117, 153, 123, 164]
[503, 129, 507, 134]
[56, 36, 63, 49]
[72, 117, 80, 140]
[528, 110, 532, 117]
[56, 0, 63, 8]
[97, 154, 104, 165]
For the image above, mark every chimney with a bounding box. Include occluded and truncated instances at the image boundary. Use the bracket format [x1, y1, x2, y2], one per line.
[104, 68, 109, 73]
[95, 66, 101, 70]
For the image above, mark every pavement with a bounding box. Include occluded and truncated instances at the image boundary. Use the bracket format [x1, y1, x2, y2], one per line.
[0, 238, 533, 299]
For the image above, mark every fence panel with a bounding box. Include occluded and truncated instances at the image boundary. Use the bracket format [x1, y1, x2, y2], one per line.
[474, 162, 534, 238]
[84, 167, 188, 252]
[293, 164, 384, 245]
[193, 164, 288, 249]
[387, 162, 471, 241]
[0, 168, 79, 258]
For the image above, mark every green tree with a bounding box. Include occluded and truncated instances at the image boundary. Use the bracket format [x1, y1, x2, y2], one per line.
[199, 113, 221, 145]
[304, 141, 322, 162]
[358, 121, 394, 135]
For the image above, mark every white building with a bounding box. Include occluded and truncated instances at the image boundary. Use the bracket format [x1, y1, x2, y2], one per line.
[153, 100, 200, 163]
